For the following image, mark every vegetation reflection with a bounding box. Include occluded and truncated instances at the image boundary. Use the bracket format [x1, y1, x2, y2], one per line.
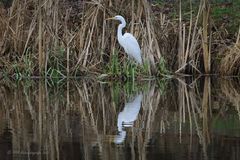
[0, 78, 239, 159]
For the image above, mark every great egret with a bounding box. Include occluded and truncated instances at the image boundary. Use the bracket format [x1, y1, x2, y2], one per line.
[107, 15, 143, 65]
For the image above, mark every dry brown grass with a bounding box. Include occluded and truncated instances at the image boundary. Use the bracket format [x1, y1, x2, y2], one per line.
[219, 43, 240, 75]
[0, 0, 239, 76]
[0, 0, 168, 75]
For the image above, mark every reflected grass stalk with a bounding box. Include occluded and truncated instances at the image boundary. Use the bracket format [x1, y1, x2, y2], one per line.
[2, 77, 240, 159]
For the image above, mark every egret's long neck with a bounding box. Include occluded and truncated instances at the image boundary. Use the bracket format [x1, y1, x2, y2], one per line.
[117, 20, 126, 41]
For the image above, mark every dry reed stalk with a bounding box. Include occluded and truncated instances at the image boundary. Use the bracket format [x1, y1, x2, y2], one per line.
[184, 0, 193, 64]
[4, 79, 240, 159]
[236, 26, 240, 45]
[38, 0, 44, 74]
[63, 9, 76, 76]
[188, 1, 204, 73]
[176, 0, 203, 74]
[38, 81, 44, 155]
[22, 15, 37, 57]
[133, 82, 164, 159]
[75, 81, 117, 136]
[177, 77, 211, 155]
[0, 5, 7, 52]
[178, 0, 184, 71]
[189, 84, 201, 143]
[202, 0, 211, 73]
[177, 78, 197, 142]
[14, 0, 20, 51]
[177, 78, 184, 142]
[142, 0, 162, 69]
[201, 77, 210, 144]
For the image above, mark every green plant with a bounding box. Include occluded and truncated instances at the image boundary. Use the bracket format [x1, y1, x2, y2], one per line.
[107, 52, 121, 76]
[22, 48, 34, 77]
[157, 57, 169, 75]
[12, 63, 22, 80]
[46, 47, 66, 78]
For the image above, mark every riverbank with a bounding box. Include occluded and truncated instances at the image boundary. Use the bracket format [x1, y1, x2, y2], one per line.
[0, 0, 239, 78]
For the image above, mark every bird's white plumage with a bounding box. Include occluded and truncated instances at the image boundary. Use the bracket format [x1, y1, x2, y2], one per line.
[121, 33, 142, 64]
[110, 15, 143, 65]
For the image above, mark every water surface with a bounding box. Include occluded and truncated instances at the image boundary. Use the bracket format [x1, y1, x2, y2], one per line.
[0, 77, 239, 160]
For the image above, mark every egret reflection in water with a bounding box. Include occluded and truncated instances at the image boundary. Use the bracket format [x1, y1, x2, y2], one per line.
[114, 93, 143, 144]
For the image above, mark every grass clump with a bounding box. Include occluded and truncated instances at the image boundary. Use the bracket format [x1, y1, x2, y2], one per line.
[107, 52, 121, 77]
[106, 52, 149, 80]
[157, 57, 169, 76]
[219, 43, 240, 75]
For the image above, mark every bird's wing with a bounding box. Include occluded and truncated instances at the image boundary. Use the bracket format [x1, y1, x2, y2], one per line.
[122, 33, 142, 64]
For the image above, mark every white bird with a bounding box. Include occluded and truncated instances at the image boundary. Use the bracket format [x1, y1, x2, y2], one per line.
[107, 15, 143, 65]
[114, 93, 143, 144]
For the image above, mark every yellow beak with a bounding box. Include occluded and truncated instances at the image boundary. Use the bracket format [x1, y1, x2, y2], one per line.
[106, 17, 115, 20]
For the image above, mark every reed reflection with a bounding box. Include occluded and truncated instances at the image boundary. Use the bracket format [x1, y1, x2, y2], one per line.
[0, 78, 239, 160]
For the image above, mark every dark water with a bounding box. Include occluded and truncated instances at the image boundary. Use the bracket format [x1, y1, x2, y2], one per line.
[0, 77, 240, 160]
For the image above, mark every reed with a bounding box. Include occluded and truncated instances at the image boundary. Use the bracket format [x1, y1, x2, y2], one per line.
[0, 0, 239, 77]
[38, 1, 44, 74]
[202, 0, 211, 73]
[0, 0, 168, 77]
[220, 79, 240, 119]
[175, 0, 211, 74]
